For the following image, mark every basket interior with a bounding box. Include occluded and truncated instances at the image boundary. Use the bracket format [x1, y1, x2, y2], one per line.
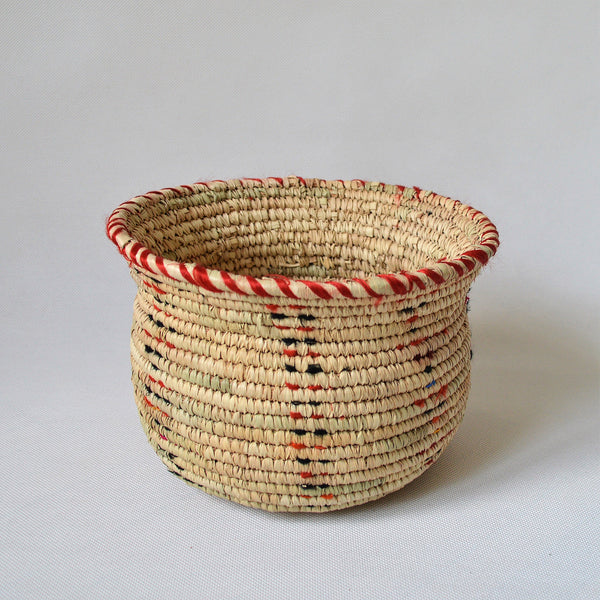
[127, 186, 481, 280]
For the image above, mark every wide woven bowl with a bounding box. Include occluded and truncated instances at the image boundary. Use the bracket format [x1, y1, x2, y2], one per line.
[107, 176, 499, 512]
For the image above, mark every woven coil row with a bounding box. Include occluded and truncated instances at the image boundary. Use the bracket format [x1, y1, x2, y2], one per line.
[107, 176, 498, 512]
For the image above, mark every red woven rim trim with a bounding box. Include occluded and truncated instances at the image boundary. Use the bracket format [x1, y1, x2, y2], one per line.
[106, 177, 499, 299]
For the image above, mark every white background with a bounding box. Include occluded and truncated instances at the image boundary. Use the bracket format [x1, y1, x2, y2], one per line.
[1, 1, 598, 598]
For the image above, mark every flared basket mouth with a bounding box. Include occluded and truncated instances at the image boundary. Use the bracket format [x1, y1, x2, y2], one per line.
[106, 176, 499, 300]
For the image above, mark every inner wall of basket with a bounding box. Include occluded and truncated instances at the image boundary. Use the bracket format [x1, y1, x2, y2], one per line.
[128, 188, 480, 280]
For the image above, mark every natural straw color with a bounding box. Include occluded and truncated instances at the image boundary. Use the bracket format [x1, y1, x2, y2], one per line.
[107, 176, 499, 512]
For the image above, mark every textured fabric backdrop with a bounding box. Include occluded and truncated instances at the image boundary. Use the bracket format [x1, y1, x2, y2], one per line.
[1, 1, 598, 598]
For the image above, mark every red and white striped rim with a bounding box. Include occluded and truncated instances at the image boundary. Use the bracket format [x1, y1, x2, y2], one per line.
[106, 176, 499, 300]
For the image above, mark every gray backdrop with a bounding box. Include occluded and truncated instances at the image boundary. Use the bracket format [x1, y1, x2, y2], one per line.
[1, 1, 598, 599]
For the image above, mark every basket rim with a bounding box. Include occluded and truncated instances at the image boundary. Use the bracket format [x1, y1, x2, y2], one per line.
[106, 176, 499, 300]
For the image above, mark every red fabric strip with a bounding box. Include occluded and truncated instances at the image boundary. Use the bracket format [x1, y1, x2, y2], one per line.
[220, 270, 249, 295]
[155, 256, 171, 278]
[298, 280, 333, 300]
[325, 280, 354, 299]
[418, 268, 445, 285]
[377, 274, 408, 295]
[463, 249, 489, 264]
[246, 276, 272, 297]
[352, 278, 383, 299]
[192, 265, 224, 293]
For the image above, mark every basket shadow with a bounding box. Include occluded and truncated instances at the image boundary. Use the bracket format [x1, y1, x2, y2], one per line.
[314, 306, 598, 518]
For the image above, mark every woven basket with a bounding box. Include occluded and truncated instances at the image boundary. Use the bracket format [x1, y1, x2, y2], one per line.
[106, 176, 499, 512]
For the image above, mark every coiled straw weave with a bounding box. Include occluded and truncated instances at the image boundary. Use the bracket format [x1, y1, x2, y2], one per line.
[107, 176, 499, 512]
